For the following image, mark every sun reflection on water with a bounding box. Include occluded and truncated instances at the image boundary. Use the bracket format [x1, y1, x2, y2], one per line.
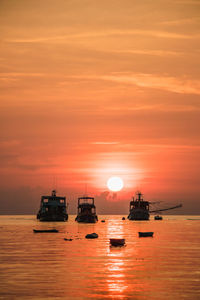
[105, 218, 129, 297]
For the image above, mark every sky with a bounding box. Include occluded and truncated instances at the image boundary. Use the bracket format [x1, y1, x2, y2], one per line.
[0, 0, 200, 214]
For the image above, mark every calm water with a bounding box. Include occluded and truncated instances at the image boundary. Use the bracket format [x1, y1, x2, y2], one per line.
[0, 215, 200, 300]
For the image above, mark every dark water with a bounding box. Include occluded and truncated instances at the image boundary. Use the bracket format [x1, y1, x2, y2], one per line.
[0, 215, 200, 299]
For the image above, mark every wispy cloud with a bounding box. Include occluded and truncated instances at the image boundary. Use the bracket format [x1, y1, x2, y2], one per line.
[0, 72, 45, 78]
[105, 104, 200, 112]
[161, 17, 200, 26]
[111, 49, 182, 57]
[65, 73, 200, 95]
[91, 141, 120, 145]
[4, 29, 197, 44]
[101, 73, 200, 95]
[175, 0, 200, 4]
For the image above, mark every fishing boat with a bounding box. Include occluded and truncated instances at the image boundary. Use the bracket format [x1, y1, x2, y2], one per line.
[128, 192, 150, 220]
[37, 190, 68, 222]
[75, 196, 98, 223]
[128, 191, 182, 221]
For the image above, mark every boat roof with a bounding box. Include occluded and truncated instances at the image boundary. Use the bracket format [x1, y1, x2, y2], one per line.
[130, 199, 149, 204]
[78, 203, 95, 208]
[41, 195, 66, 200]
[78, 196, 95, 208]
[78, 196, 94, 200]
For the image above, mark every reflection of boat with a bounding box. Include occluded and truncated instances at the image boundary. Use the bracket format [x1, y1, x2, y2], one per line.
[33, 229, 58, 233]
[154, 215, 163, 220]
[75, 196, 98, 223]
[128, 192, 150, 220]
[138, 232, 154, 237]
[110, 238, 125, 246]
[37, 190, 68, 222]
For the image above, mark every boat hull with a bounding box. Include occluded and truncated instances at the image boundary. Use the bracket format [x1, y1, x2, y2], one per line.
[128, 209, 149, 220]
[75, 215, 98, 223]
[37, 213, 68, 222]
[110, 238, 125, 246]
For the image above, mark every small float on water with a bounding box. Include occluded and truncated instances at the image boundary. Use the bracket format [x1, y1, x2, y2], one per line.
[110, 238, 125, 247]
[138, 232, 154, 237]
[75, 196, 98, 223]
[154, 215, 163, 220]
[37, 190, 68, 222]
[85, 233, 98, 239]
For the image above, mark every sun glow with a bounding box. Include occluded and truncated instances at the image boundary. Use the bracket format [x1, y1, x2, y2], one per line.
[107, 176, 124, 192]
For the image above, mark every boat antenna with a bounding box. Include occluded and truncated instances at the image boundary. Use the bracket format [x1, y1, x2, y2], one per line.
[84, 183, 88, 197]
[53, 175, 57, 190]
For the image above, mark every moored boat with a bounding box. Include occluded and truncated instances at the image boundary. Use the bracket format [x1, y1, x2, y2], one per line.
[75, 196, 98, 223]
[138, 232, 154, 237]
[33, 229, 59, 233]
[128, 192, 182, 221]
[128, 192, 150, 220]
[37, 190, 68, 222]
[110, 238, 125, 246]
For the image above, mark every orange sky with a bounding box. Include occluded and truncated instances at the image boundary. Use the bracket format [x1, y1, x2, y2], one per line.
[0, 0, 200, 214]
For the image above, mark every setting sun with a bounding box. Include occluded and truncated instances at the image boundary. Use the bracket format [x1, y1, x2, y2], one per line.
[107, 177, 124, 192]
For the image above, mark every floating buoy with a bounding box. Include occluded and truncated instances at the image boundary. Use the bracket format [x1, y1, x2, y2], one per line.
[85, 233, 98, 239]
[122, 217, 126, 220]
[101, 220, 105, 222]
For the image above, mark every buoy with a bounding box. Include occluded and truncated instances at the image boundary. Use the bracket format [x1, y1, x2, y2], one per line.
[85, 233, 98, 239]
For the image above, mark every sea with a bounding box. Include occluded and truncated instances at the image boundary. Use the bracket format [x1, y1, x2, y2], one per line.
[0, 215, 200, 300]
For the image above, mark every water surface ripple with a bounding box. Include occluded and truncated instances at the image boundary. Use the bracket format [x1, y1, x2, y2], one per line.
[0, 215, 200, 299]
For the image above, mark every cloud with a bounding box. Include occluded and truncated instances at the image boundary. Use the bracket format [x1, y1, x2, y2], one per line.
[91, 141, 120, 145]
[161, 17, 200, 26]
[111, 49, 183, 57]
[101, 73, 200, 95]
[65, 73, 200, 96]
[4, 29, 197, 44]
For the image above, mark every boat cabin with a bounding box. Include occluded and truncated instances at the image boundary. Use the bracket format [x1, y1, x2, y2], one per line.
[128, 191, 150, 220]
[75, 196, 98, 223]
[129, 192, 150, 212]
[37, 190, 68, 221]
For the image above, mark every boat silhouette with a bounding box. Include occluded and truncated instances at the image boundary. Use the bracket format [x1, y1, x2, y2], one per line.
[37, 190, 68, 222]
[128, 191, 182, 221]
[75, 196, 98, 223]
